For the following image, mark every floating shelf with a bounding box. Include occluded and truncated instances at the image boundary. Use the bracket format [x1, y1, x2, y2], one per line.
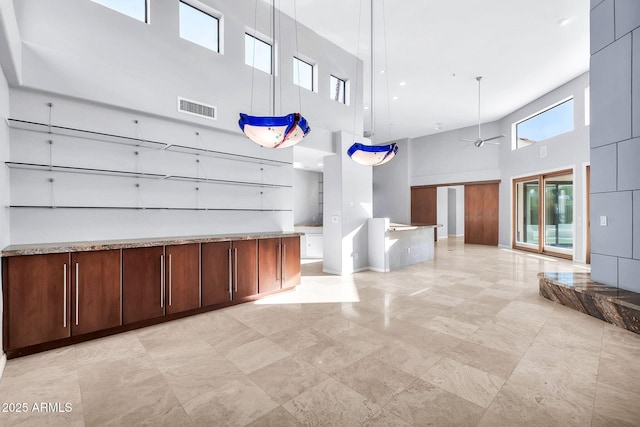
[165, 174, 290, 189]
[5, 162, 166, 180]
[7, 119, 292, 167]
[7, 119, 166, 149]
[8, 205, 292, 212]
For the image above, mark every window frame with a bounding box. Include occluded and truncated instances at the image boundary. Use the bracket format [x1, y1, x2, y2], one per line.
[293, 56, 316, 92]
[178, 0, 222, 54]
[512, 96, 575, 149]
[244, 32, 273, 75]
[330, 74, 347, 104]
[91, 0, 149, 23]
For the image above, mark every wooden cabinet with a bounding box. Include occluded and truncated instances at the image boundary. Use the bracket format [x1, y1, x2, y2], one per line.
[165, 244, 200, 314]
[282, 236, 301, 290]
[4, 253, 71, 349]
[71, 250, 121, 335]
[201, 241, 232, 306]
[122, 246, 165, 324]
[258, 236, 300, 293]
[258, 238, 281, 294]
[202, 240, 257, 306]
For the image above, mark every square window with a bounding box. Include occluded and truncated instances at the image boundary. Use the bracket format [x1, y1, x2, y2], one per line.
[91, 0, 148, 23]
[293, 57, 314, 91]
[330, 75, 346, 104]
[245, 33, 272, 74]
[179, 1, 220, 52]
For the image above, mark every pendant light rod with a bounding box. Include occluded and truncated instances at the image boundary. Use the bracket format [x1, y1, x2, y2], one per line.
[370, 0, 375, 140]
[272, 0, 276, 116]
[476, 76, 482, 139]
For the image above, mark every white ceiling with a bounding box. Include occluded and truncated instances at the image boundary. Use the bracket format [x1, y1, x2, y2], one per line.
[278, 0, 590, 169]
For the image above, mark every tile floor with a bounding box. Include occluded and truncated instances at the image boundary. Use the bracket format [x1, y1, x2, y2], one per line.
[1, 237, 640, 426]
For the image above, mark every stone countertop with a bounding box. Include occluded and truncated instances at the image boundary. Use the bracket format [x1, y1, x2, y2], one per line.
[389, 223, 439, 231]
[1, 232, 304, 257]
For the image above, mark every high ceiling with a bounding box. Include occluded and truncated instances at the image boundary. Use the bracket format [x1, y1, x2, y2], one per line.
[278, 0, 590, 145]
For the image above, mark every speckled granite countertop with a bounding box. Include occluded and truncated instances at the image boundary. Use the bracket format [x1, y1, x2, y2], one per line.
[1, 232, 303, 257]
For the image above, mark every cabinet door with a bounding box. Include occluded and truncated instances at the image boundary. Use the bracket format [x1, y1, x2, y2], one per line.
[165, 244, 200, 314]
[6, 253, 71, 349]
[232, 240, 258, 299]
[122, 246, 165, 324]
[201, 241, 232, 306]
[258, 238, 281, 294]
[71, 250, 121, 335]
[282, 236, 301, 290]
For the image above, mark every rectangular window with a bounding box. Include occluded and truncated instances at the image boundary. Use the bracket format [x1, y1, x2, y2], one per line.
[245, 33, 272, 74]
[179, 1, 220, 52]
[293, 57, 314, 91]
[91, 0, 148, 23]
[330, 75, 346, 104]
[515, 98, 574, 149]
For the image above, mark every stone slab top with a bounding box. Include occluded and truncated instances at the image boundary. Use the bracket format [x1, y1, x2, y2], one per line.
[1, 232, 304, 257]
[538, 271, 640, 311]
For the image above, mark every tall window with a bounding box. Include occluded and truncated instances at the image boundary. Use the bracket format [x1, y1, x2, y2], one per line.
[179, 1, 220, 52]
[245, 33, 272, 74]
[91, 0, 148, 23]
[293, 57, 314, 91]
[514, 98, 574, 149]
[330, 75, 346, 104]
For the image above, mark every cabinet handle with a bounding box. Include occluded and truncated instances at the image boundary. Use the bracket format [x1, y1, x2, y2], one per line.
[234, 247, 238, 293]
[160, 255, 164, 308]
[283, 244, 287, 280]
[63, 263, 67, 328]
[168, 254, 172, 307]
[276, 244, 281, 280]
[228, 248, 233, 300]
[75, 262, 79, 326]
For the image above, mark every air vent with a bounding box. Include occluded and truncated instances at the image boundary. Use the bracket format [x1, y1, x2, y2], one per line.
[177, 97, 217, 120]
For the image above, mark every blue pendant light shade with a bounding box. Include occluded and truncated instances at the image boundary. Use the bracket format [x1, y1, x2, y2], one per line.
[238, 113, 310, 149]
[347, 142, 398, 166]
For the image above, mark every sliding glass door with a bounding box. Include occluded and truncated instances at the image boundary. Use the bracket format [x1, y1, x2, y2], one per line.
[513, 170, 574, 258]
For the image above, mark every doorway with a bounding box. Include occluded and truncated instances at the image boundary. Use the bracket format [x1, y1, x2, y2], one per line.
[513, 169, 574, 259]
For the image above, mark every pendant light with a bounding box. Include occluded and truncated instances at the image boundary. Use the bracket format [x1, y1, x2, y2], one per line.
[347, 0, 398, 166]
[239, 1, 310, 148]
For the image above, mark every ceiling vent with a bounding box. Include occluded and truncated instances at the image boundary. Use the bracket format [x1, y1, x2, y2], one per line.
[177, 97, 217, 120]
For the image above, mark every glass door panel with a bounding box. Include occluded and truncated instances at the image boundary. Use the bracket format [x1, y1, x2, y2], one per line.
[543, 174, 573, 254]
[515, 179, 539, 248]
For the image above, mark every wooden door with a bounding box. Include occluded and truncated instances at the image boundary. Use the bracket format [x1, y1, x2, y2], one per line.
[122, 246, 165, 324]
[71, 250, 121, 335]
[465, 183, 499, 245]
[232, 240, 258, 299]
[165, 244, 200, 314]
[282, 236, 301, 290]
[201, 241, 232, 306]
[411, 186, 438, 240]
[5, 253, 71, 349]
[258, 238, 281, 294]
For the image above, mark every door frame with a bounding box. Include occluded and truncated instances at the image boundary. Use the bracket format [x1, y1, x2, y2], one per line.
[512, 168, 574, 259]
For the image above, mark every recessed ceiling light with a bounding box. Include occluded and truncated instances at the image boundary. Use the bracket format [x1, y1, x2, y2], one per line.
[379, 70, 385, 74]
[364, 106, 369, 110]
[392, 96, 398, 101]
[399, 81, 406, 86]
[558, 17, 571, 26]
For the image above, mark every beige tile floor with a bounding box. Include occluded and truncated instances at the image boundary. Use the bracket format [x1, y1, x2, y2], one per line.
[1, 237, 640, 426]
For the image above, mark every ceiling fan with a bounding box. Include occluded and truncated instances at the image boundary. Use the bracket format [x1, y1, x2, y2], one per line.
[461, 76, 505, 148]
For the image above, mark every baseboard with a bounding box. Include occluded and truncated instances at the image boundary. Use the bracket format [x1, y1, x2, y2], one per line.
[368, 266, 389, 273]
[0, 353, 6, 379]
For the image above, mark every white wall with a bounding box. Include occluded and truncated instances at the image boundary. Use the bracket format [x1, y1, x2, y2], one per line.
[436, 187, 448, 240]
[497, 72, 590, 260]
[293, 169, 322, 225]
[323, 131, 372, 275]
[372, 138, 410, 224]
[1, 0, 363, 245]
